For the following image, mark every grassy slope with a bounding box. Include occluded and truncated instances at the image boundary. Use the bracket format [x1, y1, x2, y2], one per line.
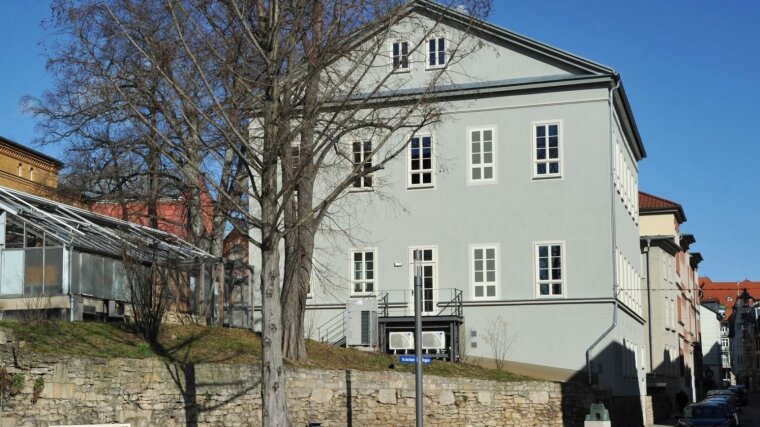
[0, 321, 530, 383]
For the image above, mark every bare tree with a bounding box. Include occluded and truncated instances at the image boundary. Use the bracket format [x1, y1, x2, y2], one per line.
[483, 315, 513, 371]
[29, 0, 491, 424]
[122, 245, 177, 344]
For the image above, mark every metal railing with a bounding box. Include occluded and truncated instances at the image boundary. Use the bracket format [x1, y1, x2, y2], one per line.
[378, 288, 463, 318]
[317, 311, 346, 346]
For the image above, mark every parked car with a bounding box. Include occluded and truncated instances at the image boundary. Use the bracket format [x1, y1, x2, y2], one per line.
[703, 396, 740, 426]
[728, 385, 748, 406]
[706, 389, 741, 413]
[678, 402, 737, 427]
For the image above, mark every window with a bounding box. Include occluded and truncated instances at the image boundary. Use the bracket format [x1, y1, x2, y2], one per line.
[468, 128, 496, 183]
[352, 141, 373, 188]
[17, 163, 22, 177]
[409, 135, 433, 188]
[471, 245, 498, 299]
[290, 138, 301, 173]
[427, 36, 446, 68]
[351, 250, 375, 294]
[391, 41, 409, 71]
[536, 242, 564, 297]
[29, 168, 34, 181]
[533, 122, 561, 178]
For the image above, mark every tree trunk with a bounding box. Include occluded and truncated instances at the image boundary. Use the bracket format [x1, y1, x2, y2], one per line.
[260, 180, 287, 426]
[281, 217, 316, 361]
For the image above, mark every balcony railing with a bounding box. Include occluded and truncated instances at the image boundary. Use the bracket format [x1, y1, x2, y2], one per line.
[378, 288, 463, 318]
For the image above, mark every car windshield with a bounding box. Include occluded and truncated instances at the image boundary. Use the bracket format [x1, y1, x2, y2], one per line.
[684, 405, 725, 419]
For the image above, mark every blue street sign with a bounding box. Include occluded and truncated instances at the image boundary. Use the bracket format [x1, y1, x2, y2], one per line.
[399, 355, 432, 365]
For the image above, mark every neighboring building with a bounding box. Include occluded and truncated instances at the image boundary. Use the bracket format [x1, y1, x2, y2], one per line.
[699, 304, 723, 390]
[0, 135, 63, 197]
[639, 191, 703, 414]
[700, 277, 760, 319]
[91, 194, 214, 243]
[254, 1, 650, 419]
[0, 185, 215, 321]
[701, 278, 760, 390]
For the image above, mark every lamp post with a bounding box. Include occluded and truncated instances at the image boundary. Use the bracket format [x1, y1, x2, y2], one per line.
[413, 249, 423, 427]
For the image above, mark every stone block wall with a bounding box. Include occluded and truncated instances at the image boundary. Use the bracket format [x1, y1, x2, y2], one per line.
[0, 344, 608, 427]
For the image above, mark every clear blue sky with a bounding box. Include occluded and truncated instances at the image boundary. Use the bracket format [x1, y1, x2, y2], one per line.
[0, 1, 758, 281]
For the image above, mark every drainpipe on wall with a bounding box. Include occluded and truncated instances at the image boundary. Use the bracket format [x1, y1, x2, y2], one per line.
[68, 245, 75, 322]
[586, 78, 621, 385]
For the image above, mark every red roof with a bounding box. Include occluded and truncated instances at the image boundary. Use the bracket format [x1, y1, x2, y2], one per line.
[700, 276, 760, 318]
[639, 191, 686, 223]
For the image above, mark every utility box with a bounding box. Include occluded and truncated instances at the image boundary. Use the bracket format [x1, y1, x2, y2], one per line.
[345, 297, 377, 347]
[584, 403, 611, 427]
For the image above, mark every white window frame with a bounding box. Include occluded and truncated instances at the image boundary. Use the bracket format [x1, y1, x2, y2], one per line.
[531, 120, 563, 179]
[467, 126, 497, 184]
[534, 241, 565, 298]
[408, 246, 438, 313]
[425, 35, 447, 69]
[407, 134, 435, 189]
[351, 140, 373, 190]
[350, 248, 377, 295]
[390, 40, 410, 72]
[470, 244, 499, 300]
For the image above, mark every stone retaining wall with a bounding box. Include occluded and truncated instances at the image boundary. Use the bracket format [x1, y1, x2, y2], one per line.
[0, 344, 607, 427]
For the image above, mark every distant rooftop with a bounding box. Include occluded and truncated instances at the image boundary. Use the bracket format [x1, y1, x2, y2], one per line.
[639, 191, 686, 223]
[0, 135, 64, 168]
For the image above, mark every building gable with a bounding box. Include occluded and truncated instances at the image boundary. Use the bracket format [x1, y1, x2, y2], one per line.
[376, 8, 608, 92]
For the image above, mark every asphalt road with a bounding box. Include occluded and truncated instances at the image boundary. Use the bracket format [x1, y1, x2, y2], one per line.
[649, 392, 760, 426]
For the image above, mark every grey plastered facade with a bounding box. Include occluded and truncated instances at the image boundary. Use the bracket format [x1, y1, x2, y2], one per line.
[250, 2, 647, 399]
[640, 238, 683, 393]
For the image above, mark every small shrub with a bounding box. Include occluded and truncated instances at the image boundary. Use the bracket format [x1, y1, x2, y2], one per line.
[10, 373, 24, 395]
[31, 376, 44, 404]
[136, 343, 152, 357]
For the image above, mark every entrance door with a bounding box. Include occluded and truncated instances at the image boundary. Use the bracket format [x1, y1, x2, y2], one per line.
[410, 247, 436, 314]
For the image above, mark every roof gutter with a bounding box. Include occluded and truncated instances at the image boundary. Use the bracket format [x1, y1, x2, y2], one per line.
[586, 78, 621, 385]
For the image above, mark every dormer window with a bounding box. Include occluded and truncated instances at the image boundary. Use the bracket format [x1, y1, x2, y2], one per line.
[391, 41, 409, 71]
[427, 36, 446, 68]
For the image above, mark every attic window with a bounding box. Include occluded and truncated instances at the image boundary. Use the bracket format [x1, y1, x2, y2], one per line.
[391, 41, 409, 71]
[727, 296, 733, 302]
[427, 36, 446, 68]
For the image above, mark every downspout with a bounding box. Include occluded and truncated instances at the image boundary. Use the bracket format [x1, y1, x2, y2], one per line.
[645, 239, 654, 371]
[68, 246, 74, 322]
[586, 78, 621, 384]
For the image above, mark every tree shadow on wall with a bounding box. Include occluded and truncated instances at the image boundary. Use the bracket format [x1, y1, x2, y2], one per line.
[150, 329, 261, 427]
[561, 341, 643, 427]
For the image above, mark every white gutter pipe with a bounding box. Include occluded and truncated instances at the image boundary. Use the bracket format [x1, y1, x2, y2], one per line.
[586, 78, 621, 384]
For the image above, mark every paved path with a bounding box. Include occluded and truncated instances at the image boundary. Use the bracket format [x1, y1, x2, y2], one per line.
[648, 392, 760, 426]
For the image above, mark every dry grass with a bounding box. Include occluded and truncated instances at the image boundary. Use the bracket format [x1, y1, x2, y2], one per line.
[0, 321, 531, 383]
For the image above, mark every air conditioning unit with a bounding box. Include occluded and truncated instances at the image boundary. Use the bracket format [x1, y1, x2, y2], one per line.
[108, 301, 125, 318]
[422, 331, 446, 352]
[388, 332, 414, 352]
